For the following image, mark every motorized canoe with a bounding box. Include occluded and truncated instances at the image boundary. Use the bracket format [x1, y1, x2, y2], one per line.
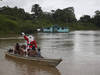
[5, 52, 62, 67]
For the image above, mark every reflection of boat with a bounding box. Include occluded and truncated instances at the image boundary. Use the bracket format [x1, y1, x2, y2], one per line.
[5, 52, 62, 67]
[5, 55, 61, 75]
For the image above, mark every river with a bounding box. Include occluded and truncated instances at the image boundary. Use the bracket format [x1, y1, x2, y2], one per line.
[0, 31, 100, 75]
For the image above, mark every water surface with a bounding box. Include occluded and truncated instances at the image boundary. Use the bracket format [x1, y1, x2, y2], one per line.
[0, 31, 100, 75]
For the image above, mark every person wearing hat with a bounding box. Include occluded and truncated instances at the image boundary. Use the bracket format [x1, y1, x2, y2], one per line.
[21, 32, 37, 51]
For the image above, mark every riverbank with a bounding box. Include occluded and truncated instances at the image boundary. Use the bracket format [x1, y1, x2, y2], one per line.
[0, 6, 100, 34]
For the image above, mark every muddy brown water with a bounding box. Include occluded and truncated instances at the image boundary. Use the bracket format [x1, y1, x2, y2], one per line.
[0, 31, 100, 75]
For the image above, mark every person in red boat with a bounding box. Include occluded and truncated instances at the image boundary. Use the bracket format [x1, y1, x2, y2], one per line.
[21, 32, 37, 51]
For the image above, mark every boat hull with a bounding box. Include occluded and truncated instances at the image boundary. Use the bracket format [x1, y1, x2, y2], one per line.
[5, 52, 62, 67]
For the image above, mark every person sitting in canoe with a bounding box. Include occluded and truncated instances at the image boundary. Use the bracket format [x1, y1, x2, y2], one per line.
[14, 43, 20, 54]
[28, 45, 37, 57]
[14, 43, 25, 56]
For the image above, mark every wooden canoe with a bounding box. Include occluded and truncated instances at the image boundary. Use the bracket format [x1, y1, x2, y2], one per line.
[5, 52, 62, 67]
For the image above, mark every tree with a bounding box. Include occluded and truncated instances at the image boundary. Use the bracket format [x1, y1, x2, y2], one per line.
[79, 15, 91, 23]
[53, 7, 76, 24]
[31, 4, 43, 18]
[95, 10, 100, 16]
[63, 7, 76, 23]
[93, 10, 100, 27]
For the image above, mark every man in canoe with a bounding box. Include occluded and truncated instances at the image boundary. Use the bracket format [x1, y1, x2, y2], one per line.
[21, 32, 37, 50]
[21, 32, 43, 57]
[21, 32, 39, 56]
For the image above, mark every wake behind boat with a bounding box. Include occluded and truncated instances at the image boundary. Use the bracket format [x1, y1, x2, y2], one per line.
[5, 51, 62, 67]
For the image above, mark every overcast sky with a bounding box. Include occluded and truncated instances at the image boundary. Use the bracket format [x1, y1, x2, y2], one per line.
[0, 0, 100, 19]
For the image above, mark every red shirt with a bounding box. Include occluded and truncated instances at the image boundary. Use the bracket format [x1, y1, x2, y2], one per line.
[24, 35, 37, 48]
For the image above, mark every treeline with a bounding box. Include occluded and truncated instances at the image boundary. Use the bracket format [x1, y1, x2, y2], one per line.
[0, 4, 100, 33]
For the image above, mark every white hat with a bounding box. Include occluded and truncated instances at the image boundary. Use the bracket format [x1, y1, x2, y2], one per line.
[22, 32, 25, 36]
[28, 35, 34, 42]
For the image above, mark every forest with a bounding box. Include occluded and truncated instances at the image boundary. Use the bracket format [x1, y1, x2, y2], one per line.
[0, 4, 100, 34]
